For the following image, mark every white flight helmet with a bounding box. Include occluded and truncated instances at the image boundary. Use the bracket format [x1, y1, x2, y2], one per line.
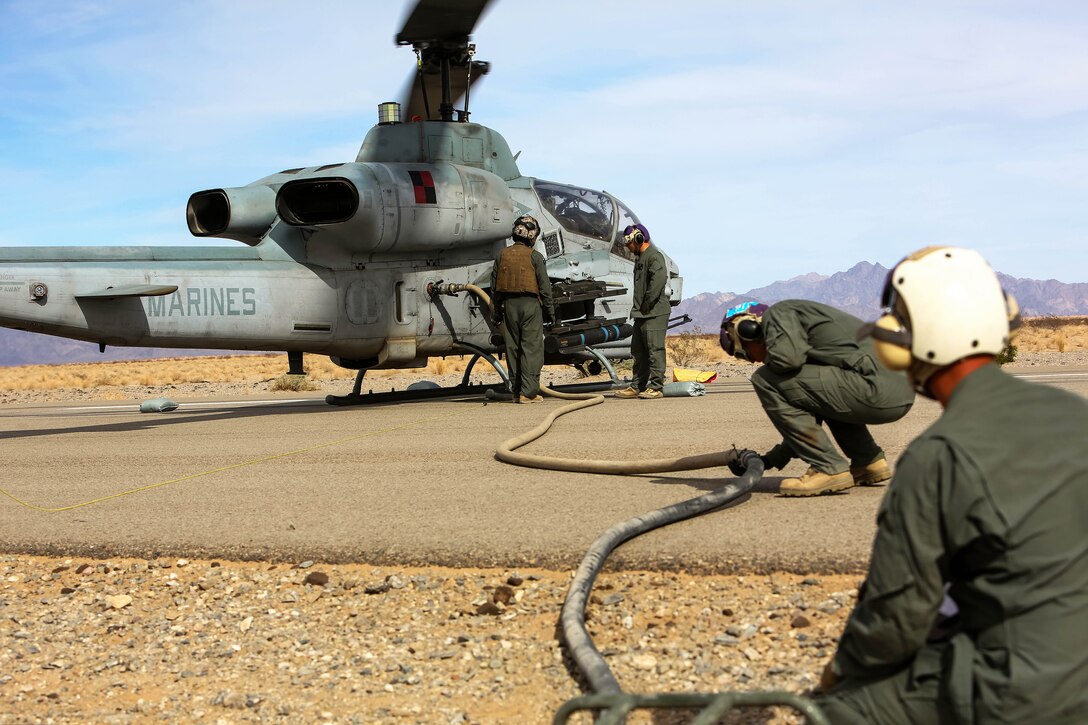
[866, 246, 1020, 393]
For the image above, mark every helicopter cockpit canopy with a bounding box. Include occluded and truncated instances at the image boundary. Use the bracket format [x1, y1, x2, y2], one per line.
[533, 180, 640, 261]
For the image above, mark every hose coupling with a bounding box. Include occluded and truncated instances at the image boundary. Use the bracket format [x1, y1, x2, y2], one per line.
[428, 281, 469, 298]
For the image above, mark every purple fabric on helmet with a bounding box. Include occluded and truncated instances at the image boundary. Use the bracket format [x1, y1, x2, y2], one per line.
[622, 223, 650, 241]
[723, 300, 767, 320]
[719, 301, 768, 358]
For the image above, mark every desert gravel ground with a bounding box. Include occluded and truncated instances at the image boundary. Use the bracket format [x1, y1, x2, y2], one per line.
[1, 351, 1084, 724]
[1, 556, 855, 724]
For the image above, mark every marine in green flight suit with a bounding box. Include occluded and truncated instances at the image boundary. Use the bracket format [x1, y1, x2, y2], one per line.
[615, 224, 672, 400]
[720, 299, 915, 495]
[817, 246, 1088, 724]
[490, 215, 555, 403]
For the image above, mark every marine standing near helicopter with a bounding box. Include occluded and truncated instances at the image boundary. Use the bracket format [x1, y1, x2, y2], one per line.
[490, 215, 555, 404]
[720, 299, 914, 496]
[614, 224, 671, 400]
[816, 246, 1088, 723]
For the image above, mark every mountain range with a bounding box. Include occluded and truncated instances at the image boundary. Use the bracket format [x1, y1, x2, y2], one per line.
[2, 261, 1085, 366]
[0, 329, 258, 367]
[673, 261, 1088, 333]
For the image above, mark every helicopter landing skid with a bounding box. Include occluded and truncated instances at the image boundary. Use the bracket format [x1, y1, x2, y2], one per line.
[582, 346, 621, 385]
[325, 381, 508, 407]
[325, 342, 621, 406]
[325, 342, 512, 406]
[455, 343, 511, 389]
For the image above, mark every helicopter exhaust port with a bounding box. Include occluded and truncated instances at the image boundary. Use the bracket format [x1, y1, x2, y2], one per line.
[276, 178, 360, 226]
[186, 186, 278, 246]
[275, 162, 516, 254]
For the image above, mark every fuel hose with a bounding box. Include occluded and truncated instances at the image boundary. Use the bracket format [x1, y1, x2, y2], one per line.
[498, 393, 763, 696]
[560, 450, 763, 695]
[455, 281, 767, 697]
[454, 282, 742, 473]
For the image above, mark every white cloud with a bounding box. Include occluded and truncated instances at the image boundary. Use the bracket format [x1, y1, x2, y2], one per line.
[0, 0, 1085, 294]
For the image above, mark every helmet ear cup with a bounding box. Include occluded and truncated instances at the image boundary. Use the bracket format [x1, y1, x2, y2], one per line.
[871, 314, 913, 371]
[1005, 292, 1021, 341]
[737, 318, 762, 341]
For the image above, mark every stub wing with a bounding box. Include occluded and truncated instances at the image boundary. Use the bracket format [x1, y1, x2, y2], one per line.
[74, 284, 179, 300]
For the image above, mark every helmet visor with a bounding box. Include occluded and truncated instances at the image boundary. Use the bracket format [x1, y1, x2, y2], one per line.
[880, 268, 898, 310]
[513, 217, 539, 240]
[719, 316, 749, 360]
[719, 323, 735, 355]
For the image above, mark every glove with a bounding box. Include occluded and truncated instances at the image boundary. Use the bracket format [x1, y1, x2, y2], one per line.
[817, 659, 841, 693]
[761, 444, 793, 471]
[726, 448, 758, 476]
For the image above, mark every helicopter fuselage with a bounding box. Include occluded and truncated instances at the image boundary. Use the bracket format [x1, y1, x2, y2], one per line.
[0, 120, 683, 370]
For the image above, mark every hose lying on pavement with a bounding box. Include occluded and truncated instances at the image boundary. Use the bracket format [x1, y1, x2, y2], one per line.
[495, 390, 742, 473]
[560, 450, 764, 695]
[459, 282, 769, 698]
[495, 383, 767, 696]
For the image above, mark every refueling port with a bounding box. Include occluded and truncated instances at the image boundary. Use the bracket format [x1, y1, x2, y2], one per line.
[429, 281, 469, 297]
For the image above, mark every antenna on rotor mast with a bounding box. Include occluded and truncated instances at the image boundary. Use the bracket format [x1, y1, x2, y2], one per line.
[395, 0, 492, 122]
[460, 43, 476, 123]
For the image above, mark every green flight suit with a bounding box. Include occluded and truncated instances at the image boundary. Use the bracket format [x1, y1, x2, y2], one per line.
[490, 243, 555, 399]
[630, 243, 671, 392]
[819, 364, 1088, 723]
[751, 300, 915, 474]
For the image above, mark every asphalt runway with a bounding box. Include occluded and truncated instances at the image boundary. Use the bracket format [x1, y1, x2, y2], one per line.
[2, 369, 1085, 572]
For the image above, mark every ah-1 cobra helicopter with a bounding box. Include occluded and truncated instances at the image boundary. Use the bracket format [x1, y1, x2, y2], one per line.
[0, 0, 685, 404]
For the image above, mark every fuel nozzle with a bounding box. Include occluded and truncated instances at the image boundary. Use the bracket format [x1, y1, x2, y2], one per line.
[727, 447, 764, 478]
[427, 281, 472, 298]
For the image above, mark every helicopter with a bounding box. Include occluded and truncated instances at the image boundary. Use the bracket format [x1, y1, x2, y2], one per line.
[0, 0, 686, 404]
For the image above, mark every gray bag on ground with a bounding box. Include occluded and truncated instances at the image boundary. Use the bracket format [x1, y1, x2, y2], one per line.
[662, 382, 705, 397]
[139, 397, 179, 413]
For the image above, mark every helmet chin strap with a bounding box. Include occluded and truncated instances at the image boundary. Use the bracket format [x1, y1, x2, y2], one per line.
[907, 359, 941, 399]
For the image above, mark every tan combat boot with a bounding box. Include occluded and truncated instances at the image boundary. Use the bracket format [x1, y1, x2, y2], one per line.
[780, 468, 854, 497]
[518, 395, 544, 404]
[851, 458, 892, 486]
[613, 386, 639, 399]
[637, 388, 664, 399]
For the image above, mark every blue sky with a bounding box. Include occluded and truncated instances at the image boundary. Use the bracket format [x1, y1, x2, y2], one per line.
[1, 0, 1085, 296]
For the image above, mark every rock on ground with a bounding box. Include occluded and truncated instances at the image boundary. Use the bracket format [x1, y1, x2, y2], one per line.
[1, 555, 854, 724]
[1, 352, 1082, 722]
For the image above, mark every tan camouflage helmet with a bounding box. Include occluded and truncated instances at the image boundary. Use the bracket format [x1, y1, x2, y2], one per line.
[512, 215, 540, 244]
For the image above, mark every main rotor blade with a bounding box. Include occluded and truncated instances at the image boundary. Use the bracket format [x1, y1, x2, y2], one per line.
[397, 0, 492, 45]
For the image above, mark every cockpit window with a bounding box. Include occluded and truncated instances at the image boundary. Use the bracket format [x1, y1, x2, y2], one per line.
[611, 199, 641, 262]
[534, 180, 615, 242]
